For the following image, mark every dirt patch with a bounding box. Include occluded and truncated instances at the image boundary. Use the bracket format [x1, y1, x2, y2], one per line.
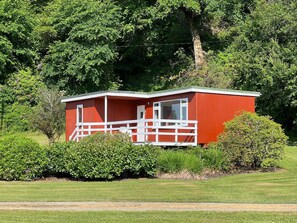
[0, 202, 296, 212]
[37, 177, 72, 182]
[157, 170, 227, 180]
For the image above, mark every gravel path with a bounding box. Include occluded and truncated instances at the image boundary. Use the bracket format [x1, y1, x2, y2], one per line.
[0, 202, 296, 212]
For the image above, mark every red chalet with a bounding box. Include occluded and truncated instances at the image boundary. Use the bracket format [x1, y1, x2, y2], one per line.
[61, 86, 260, 146]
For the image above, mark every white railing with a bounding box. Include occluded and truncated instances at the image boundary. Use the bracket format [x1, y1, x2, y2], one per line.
[69, 119, 198, 146]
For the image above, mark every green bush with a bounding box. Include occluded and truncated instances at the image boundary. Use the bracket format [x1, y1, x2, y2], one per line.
[218, 112, 288, 170]
[66, 133, 159, 180]
[158, 150, 203, 174]
[189, 144, 228, 171]
[0, 135, 48, 180]
[123, 144, 160, 177]
[46, 141, 75, 176]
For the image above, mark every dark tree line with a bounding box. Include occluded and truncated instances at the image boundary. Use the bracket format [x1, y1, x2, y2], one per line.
[0, 0, 297, 133]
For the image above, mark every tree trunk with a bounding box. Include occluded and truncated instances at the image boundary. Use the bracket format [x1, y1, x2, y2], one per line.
[188, 17, 204, 70]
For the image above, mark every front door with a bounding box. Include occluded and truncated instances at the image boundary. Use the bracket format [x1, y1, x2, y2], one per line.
[137, 105, 145, 142]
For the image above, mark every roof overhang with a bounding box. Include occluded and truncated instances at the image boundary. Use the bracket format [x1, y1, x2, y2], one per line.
[61, 87, 261, 103]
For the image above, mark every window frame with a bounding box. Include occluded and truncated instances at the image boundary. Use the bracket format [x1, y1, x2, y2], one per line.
[76, 104, 83, 124]
[153, 98, 188, 126]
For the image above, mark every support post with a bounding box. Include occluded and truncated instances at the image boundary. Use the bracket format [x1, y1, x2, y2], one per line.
[104, 96, 107, 133]
[175, 123, 178, 143]
[194, 122, 198, 145]
[156, 121, 159, 143]
[145, 121, 148, 142]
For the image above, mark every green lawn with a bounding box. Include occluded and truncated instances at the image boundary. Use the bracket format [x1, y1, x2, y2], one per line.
[0, 147, 296, 203]
[23, 132, 65, 145]
[0, 211, 296, 223]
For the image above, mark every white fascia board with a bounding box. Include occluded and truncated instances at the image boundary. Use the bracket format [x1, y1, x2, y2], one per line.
[61, 87, 260, 103]
[195, 89, 261, 97]
[61, 92, 148, 103]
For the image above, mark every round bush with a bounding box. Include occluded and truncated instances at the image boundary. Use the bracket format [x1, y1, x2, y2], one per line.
[0, 135, 48, 181]
[218, 112, 288, 170]
[46, 141, 75, 176]
[66, 133, 159, 180]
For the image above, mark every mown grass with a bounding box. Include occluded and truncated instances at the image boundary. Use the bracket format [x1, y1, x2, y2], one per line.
[0, 211, 297, 223]
[0, 147, 296, 203]
[25, 132, 65, 145]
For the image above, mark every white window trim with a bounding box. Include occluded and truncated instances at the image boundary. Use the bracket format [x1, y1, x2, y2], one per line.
[153, 98, 188, 126]
[76, 104, 83, 124]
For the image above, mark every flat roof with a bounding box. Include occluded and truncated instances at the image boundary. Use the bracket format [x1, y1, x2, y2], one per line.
[61, 86, 261, 103]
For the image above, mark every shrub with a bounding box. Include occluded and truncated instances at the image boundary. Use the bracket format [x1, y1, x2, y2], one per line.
[0, 135, 48, 180]
[66, 133, 159, 180]
[46, 141, 75, 176]
[189, 144, 229, 171]
[158, 150, 203, 174]
[123, 144, 160, 177]
[218, 112, 288, 170]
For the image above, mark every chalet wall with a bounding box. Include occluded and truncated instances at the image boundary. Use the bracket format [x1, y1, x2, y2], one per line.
[196, 93, 255, 144]
[65, 99, 100, 140]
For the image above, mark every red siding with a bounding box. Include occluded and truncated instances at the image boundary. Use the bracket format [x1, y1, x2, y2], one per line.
[137, 93, 196, 143]
[66, 99, 99, 140]
[196, 93, 255, 144]
[65, 92, 256, 144]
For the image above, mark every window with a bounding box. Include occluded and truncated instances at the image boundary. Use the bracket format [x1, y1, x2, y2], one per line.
[76, 104, 83, 124]
[153, 99, 188, 126]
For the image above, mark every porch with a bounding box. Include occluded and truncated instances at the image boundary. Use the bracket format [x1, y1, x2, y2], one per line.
[69, 119, 198, 146]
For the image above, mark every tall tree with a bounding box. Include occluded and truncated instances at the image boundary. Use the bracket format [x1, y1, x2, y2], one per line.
[157, 0, 203, 70]
[217, 0, 297, 130]
[38, 0, 122, 94]
[0, 0, 35, 83]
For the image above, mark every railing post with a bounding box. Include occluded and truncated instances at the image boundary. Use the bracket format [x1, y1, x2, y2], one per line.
[145, 121, 148, 142]
[88, 125, 91, 136]
[156, 121, 159, 143]
[194, 122, 198, 145]
[175, 123, 178, 143]
[110, 124, 112, 134]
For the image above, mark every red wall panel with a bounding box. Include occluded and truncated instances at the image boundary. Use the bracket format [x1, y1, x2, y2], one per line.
[196, 93, 255, 144]
[65, 99, 99, 140]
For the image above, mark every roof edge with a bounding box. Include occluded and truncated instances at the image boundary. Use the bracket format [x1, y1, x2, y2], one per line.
[61, 87, 261, 103]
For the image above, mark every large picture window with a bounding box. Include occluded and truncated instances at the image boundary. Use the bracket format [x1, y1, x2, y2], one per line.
[153, 99, 188, 126]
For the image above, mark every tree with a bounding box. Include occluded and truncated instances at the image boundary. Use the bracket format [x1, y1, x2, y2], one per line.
[32, 88, 65, 144]
[1, 68, 44, 132]
[216, 0, 297, 131]
[156, 0, 257, 70]
[39, 0, 122, 94]
[0, 0, 35, 83]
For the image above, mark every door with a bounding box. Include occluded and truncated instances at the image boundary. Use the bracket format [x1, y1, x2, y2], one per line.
[137, 105, 146, 142]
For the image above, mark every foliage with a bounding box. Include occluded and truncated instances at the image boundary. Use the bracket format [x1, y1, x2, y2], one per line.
[31, 88, 65, 144]
[123, 144, 160, 177]
[4, 103, 33, 132]
[0, 135, 47, 180]
[218, 112, 287, 170]
[0, 0, 35, 82]
[6, 68, 44, 105]
[158, 150, 203, 174]
[189, 144, 229, 171]
[216, 0, 297, 131]
[40, 0, 122, 93]
[46, 141, 74, 176]
[1, 68, 45, 132]
[66, 133, 159, 180]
